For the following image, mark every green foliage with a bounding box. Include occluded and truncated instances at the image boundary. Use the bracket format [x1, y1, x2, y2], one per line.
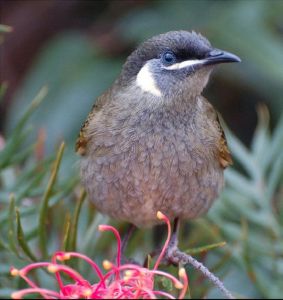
[206, 106, 283, 298]
[6, 33, 122, 155]
[0, 88, 81, 296]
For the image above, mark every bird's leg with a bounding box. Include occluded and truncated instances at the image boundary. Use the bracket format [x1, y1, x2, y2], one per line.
[121, 224, 136, 254]
[164, 217, 180, 265]
[120, 224, 137, 264]
[171, 217, 180, 247]
[143, 217, 235, 298]
[144, 218, 180, 266]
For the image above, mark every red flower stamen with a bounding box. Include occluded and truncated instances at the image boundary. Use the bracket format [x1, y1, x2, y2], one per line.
[98, 225, 122, 269]
[11, 288, 61, 299]
[154, 211, 172, 270]
[10, 211, 189, 299]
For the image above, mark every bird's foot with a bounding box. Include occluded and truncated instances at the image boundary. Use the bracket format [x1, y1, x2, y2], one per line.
[163, 230, 180, 266]
[145, 231, 180, 266]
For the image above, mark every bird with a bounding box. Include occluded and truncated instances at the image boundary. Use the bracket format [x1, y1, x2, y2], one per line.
[76, 30, 240, 255]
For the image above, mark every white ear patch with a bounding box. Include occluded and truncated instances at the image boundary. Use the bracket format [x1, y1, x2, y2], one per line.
[164, 59, 202, 70]
[136, 63, 162, 97]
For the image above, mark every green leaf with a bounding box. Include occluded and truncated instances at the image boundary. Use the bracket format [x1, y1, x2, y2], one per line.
[38, 142, 65, 258]
[225, 129, 261, 182]
[159, 276, 173, 292]
[186, 242, 226, 255]
[263, 113, 283, 170]
[11, 86, 48, 133]
[69, 189, 86, 251]
[224, 169, 261, 201]
[265, 151, 283, 203]
[0, 86, 47, 169]
[0, 237, 7, 250]
[62, 212, 71, 252]
[8, 194, 20, 257]
[251, 105, 270, 172]
[15, 209, 37, 261]
[48, 177, 78, 207]
[7, 33, 121, 156]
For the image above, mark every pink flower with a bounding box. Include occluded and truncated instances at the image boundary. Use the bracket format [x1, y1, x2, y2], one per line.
[10, 211, 188, 299]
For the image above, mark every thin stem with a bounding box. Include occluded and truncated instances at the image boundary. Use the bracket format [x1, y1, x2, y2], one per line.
[154, 212, 172, 270]
[58, 252, 104, 282]
[170, 248, 234, 299]
[99, 225, 121, 269]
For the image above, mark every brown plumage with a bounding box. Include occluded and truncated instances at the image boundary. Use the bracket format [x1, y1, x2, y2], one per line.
[217, 117, 233, 168]
[76, 102, 101, 155]
[76, 31, 239, 227]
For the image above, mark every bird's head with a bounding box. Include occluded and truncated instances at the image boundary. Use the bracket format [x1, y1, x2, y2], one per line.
[119, 31, 240, 99]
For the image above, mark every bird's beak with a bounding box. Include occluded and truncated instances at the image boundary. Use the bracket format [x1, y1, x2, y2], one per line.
[203, 49, 241, 66]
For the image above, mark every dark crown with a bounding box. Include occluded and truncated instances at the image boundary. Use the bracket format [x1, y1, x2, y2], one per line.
[119, 31, 213, 83]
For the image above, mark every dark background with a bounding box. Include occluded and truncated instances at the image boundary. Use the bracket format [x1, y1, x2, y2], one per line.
[1, 0, 283, 152]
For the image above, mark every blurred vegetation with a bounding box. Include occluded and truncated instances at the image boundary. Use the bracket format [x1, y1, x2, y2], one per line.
[0, 0, 283, 299]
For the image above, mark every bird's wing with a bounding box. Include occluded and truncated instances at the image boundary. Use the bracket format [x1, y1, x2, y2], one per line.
[199, 96, 232, 169]
[75, 92, 109, 156]
[216, 114, 232, 169]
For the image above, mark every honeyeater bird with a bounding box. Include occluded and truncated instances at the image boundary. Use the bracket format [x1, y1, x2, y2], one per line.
[76, 30, 240, 252]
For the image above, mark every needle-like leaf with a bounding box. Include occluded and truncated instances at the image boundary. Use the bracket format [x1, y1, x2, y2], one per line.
[15, 209, 37, 262]
[38, 142, 65, 258]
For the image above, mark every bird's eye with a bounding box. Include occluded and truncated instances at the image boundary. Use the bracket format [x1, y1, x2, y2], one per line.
[161, 51, 176, 66]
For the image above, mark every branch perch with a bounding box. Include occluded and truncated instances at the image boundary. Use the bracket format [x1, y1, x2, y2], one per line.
[166, 244, 235, 299]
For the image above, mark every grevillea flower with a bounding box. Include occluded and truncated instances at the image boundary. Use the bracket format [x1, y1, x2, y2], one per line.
[10, 211, 188, 299]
